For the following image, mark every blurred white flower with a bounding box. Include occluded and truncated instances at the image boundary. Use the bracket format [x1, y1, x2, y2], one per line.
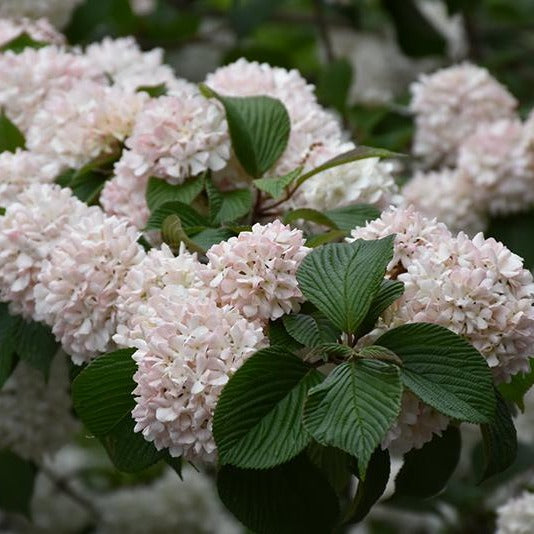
[496, 491, 534, 534]
[0, 0, 83, 28]
[0, 17, 65, 46]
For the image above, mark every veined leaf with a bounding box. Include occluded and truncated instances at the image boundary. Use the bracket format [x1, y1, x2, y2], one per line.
[253, 167, 302, 199]
[283, 208, 337, 229]
[498, 358, 534, 411]
[282, 314, 339, 348]
[146, 175, 204, 211]
[325, 204, 381, 232]
[145, 200, 209, 231]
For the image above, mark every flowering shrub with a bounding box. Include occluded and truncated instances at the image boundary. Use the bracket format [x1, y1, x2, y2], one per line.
[0, 14, 532, 534]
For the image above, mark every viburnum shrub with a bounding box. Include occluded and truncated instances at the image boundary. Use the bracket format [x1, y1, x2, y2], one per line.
[0, 28, 533, 534]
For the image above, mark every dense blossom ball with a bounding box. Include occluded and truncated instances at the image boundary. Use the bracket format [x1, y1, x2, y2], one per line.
[132, 291, 266, 462]
[27, 79, 147, 169]
[34, 210, 145, 364]
[401, 169, 487, 235]
[125, 83, 230, 184]
[410, 63, 517, 165]
[0, 0, 83, 28]
[0, 356, 79, 462]
[0, 149, 61, 207]
[0, 17, 65, 46]
[0, 184, 91, 318]
[85, 37, 177, 93]
[202, 220, 310, 322]
[496, 492, 534, 534]
[0, 46, 99, 132]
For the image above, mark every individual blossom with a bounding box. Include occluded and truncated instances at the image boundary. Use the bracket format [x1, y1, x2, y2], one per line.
[496, 491, 534, 534]
[34, 209, 145, 364]
[201, 220, 310, 322]
[0, 149, 61, 207]
[0, 183, 91, 318]
[0, 17, 65, 47]
[0, 46, 99, 132]
[85, 36, 177, 93]
[410, 63, 517, 165]
[100, 150, 152, 229]
[125, 83, 230, 184]
[0, 355, 79, 463]
[131, 291, 266, 462]
[27, 79, 147, 169]
[0, 0, 84, 28]
[401, 168, 487, 235]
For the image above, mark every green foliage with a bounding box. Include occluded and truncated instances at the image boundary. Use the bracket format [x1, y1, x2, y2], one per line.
[0, 305, 19, 388]
[303, 359, 402, 476]
[0, 450, 36, 517]
[145, 200, 209, 231]
[282, 313, 339, 348]
[206, 179, 252, 224]
[214, 347, 322, 469]
[307, 443, 353, 497]
[0, 110, 25, 153]
[296, 237, 394, 333]
[0, 32, 47, 53]
[377, 323, 496, 423]
[498, 358, 534, 411]
[217, 454, 340, 534]
[316, 59, 353, 113]
[146, 175, 204, 211]
[253, 167, 302, 200]
[324, 204, 381, 232]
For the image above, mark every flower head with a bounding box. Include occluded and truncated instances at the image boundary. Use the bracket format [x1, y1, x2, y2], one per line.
[496, 492, 534, 534]
[0, 17, 65, 47]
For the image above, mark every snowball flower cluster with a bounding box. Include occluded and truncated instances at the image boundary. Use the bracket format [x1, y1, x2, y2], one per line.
[125, 83, 230, 184]
[0, 17, 65, 47]
[35, 209, 145, 364]
[202, 220, 310, 322]
[0, 0, 83, 28]
[131, 291, 266, 462]
[0, 355, 79, 462]
[496, 492, 534, 534]
[351, 206, 534, 451]
[410, 63, 517, 165]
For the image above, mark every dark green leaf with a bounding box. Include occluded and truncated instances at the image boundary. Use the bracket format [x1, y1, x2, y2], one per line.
[268, 319, 303, 352]
[297, 237, 395, 333]
[136, 83, 167, 97]
[394, 426, 461, 498]
[345, 448, 390, 523]
[205, 178, 253, 224]
[214, 347, 323, 469]
[217, 454, 340, 534]
[190, 228, 235, 250]
[0, 110, 25, 153]
[201, 87, 290, 178]
[305, 229, 347, 247]
[146, 175, 204, 211]
[480, 389, 517, 481]
[498, 358, 534, 411]
[307, 443, 353, 496]
[0, 450, 36, 517]
[253, 168, 302, 200]
[164, 454, 183, 479]
[303, 359, 402, 476]
[377, 323, 496, 423]
[317, 59, 352, 113]
[15, 319, 58, 379]
[145, 201, 209, 231]
[325, 204, 381, 232]
[283, 208, 337, 229]
[0, 304, 19, 387]
[282, 314, 339, 348]
[0, 32, 47, 53]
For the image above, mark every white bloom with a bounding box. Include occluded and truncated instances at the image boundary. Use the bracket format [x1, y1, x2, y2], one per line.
[410, 63, 517, 165]
[496, 492, 534, 534]
[129, 0, 158, 16]
[34, 210, 145, 364]
[0, 355, 79, 462]
[0, 17, 65, 47]
[125, 83, 230, 184]
[27, 79, 146, 169]
[0, 183, 91, 318]
[0, 0, 83, 28]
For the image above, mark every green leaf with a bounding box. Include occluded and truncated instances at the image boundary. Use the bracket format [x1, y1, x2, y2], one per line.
[325, 204, 381, 232]
[0, 109, 25, 153]
[214, 347, 323, 469]
[217, 454, 340, 534]
[136, 83, 167, 97]
[206, 179, 253, 224]
[0, 32, 46, 53]
[72, 348, 137, 436]
[394, 426, 461, 498]
[201, 86, 290, 178]
[307, 443, 353, 496]
[283, 208, 338, 229]
[267, 319, 303, 352]
[358, 279, 405, 336]
[0, 450, 36, 517]
[376, 323, 496, 423]
[282, 313, 339, 348]
[344, 448, 390, 524]
[164, 454, 183, 479]
[498, 358, 534, 411]
[296, 237, 395, 333]
[145, 201, 209, 231]
[0, 304, 19, 388]
[295, 146, 402, 188]
[15, 319, 58, 379]
[480, 390, 517, 481]
[317, 59, 352, 113]
[305, 229, 347, 247]
[253, 167, 302, 199]
[303, 359, 402, 476]
[146, 175, 204, 211]
[190, 228, 235, 251]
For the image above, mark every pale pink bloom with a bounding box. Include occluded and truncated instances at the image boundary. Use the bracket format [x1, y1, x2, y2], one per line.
[85, 37, 176, 93]
[202, 220, 310, 322]
[131, 292, 266, 462]
[0, 46, 99, 132]
[0, 0, 84, 28]
[410, 63, 517, 165]
[34, 210, 145, 364]
[100, 151, 151, 229]
[0, 149, 61, 207]
[27, 79, 147, 168]
[496, 492, 534, 534]
[0, 184, 92, 318]
[0, 17, 65, 47]
[126, 84, 230, 184]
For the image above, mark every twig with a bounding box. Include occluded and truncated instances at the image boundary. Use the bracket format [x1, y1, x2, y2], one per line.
[313, 0, 335, 63]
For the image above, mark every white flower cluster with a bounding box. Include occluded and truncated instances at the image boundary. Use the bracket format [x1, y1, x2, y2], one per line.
[0, 17, 65, 47]
[496, 492, 534, 534]
[0, 0, 83, 28]
[351, 206, 534, 454]
[404, 63, 534, 233]
[0, 355, 79, 462]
